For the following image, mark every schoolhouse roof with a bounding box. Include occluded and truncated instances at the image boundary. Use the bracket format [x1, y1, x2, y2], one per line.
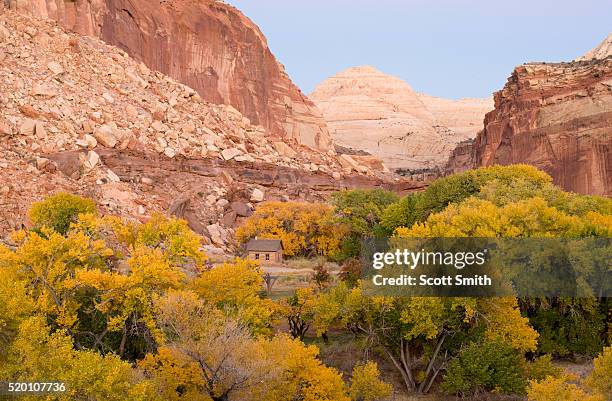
[245, 239, 283, 252]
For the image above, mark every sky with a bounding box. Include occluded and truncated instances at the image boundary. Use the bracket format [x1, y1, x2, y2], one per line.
[226, 0, 611, 99]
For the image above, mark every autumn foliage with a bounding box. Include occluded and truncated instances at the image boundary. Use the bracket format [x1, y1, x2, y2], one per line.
[236, 201, 348, 258]
[1, 164, 610, 400]
[0, 196, 365, 401]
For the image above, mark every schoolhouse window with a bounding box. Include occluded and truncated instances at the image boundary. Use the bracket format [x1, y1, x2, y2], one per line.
[255, 253, 259, 260]
[265, 254, 270, 261]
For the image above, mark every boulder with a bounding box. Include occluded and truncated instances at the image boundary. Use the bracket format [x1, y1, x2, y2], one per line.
[34, 122, 46, 138]
[163, 147, 176, 158]
[231, 201, 252, 217]
[32, 83, 57, 98]
[47, 61, 64, 75]
[235, 154, 255, 163]
[151, 120, 167, 132]
[273, 141, 297, 158]
[19, 119, 36, 136]
[48, 151, 81, 178]
[221, 147, 241, 160]
[250, 188, 265, 202]
[219, 170, 234, 185]
[93, 124, 117, 148]
[102, 92, 115, 104]
[221, 210, 237, 227]
[83, 150, 100, 170]
[0, 120, 11, 136]
[206, 223, 226, 246]
[107, 169, 121, 182]
[19, 104, 41, 118]
[35, 157, 49, 170]
[182, 121, 196, 134]
[337, 154, 360, 171]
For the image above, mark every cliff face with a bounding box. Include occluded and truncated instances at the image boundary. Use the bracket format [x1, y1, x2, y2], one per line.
[447, 59, 612, 196]
[4, 0, 332, 150]
[0, 11, 421, 244]
[310, 66, 492, 170]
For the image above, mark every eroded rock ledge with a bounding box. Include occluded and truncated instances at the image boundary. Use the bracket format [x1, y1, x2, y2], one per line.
[447, 59, 612, 196]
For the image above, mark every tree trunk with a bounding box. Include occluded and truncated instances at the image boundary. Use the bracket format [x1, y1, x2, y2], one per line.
[385, 348, 415, 392]
[119, 325, 127, 357]
[399, 338, 416, 389]
[418, 332, 447, 393]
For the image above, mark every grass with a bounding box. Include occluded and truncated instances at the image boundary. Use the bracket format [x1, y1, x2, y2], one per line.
[285, 256, 340, 272]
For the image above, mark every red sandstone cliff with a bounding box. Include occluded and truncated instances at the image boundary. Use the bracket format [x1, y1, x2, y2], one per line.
[4, 0, 332, 150]
[447, 58, 612, 196]
[0, 11, 420, 242]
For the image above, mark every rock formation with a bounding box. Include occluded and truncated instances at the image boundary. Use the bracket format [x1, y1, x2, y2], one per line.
[0, 11, 423, 246]
[577, 33, 612, 61]
[310, 66, 492, 170]
[446, 57, 612, 196]
[3, 0, 332, 150]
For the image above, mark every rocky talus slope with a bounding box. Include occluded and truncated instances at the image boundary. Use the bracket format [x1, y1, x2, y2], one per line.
[310, 66, 492, 171]
[0, 12, 422, 247]
[3, 0, 332, 150]
[446, 56, 612, 196]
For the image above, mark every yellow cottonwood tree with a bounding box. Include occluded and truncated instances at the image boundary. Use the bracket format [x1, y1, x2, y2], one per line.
[262, 334, 350, 401]
[0, 317, 156, 401]
[144, 290, 350, 401]
[349, 361, 392, 401]
[190, 258, 276, 335]
[1, 227, 114, 344]
[336, 286, 538, 394]
[0, 249, 34, 356]
[236, 201, 347, 257]
[585, 346, 612, 400]
[528, 375, 604, 401]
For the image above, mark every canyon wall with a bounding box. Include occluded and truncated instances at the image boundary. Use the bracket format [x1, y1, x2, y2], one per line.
[0, 11, 420, 245]
[447, 58, 612, 196]
[4, 0, 332, 150]
[311, 66, 492, 170]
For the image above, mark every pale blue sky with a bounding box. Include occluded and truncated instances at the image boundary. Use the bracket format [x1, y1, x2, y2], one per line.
[226, 0, 611, 99]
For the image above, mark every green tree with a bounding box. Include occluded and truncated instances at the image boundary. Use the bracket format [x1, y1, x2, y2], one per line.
[381, 164, 554, 233]
[29, 192, 96, 235]
[441, 340, 528, 396]
[331, 189, 398, 260]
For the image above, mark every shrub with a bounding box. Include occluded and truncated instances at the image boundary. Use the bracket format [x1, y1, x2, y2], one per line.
[349, 361, 392, 401]
[311, 263, 331, 289]
[585, 346, 612, 399]
[529, 304, 605, 357]
[441, 340, 527, 396]
[339, 258, 362, 288]
[524, 355, 563, 382]
[528, 375, 604, 401]
[28, 193, 96, 235]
